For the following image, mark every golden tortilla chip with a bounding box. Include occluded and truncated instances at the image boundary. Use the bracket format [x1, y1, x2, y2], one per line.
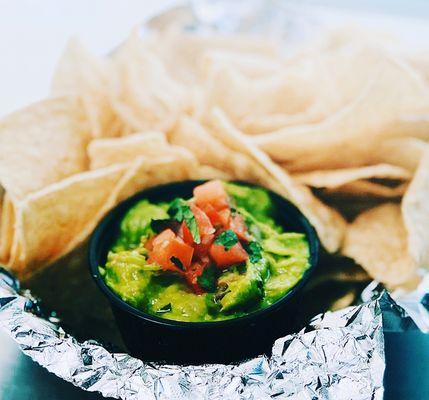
[342, 203, 418, 286]
[170, 116, 280, 186]
[254, 55, 429, 171]
[200, 49, 282, 80]
[51, 39, 122, 138]
[0, 195, 15, 263]
[326, 180, 408, 198]
[0, 97, 89, 200]
[146, 28, 281, 84]
[11, 164, 128, 276]
[116, 152, 199, 203]
[408, 53, 429, 85]
[205, 64, 315, 124]
[208, 108, 346, 253]
[294, 164, 410, 189]
[402, 145, 429, 269]
[191, 165, 233, 181]
[370, 136, 427, 173]
[238, 44, 398, 134]
[110, 32, 188, 133]
[88, 131, 169, 169]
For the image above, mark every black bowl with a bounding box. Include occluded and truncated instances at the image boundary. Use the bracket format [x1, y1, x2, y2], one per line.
[89, 180, 319, 364]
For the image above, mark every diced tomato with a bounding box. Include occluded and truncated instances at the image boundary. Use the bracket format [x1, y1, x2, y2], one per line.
[184, 260, 208, 294]
[190, 203, 215, 236]
[178, 222, 194, 245]
[148, 230, 194, 272]
[193, 180, 229, 211]
[152, 229, 176, 247]
[193, 232, 215, 258]
[229, 213, 250, 242]
[218, 208, 231, 227]
[209, 241, 248, 268]
[201, 203, 231, 228]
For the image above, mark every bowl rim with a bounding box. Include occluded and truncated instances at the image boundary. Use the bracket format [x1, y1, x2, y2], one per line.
[88, 180, 319, 329]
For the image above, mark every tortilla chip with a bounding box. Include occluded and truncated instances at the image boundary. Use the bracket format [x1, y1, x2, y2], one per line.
[191, 165, 233, 181]
[146, 28, 281, 84]
[11, 164, 128, 275]
[370, 137, 427, 173]
[0, 195, 15, 263]
[116, 152, 199, 203]
[51, 39, 122, 138]
[208, 108, 346, 253]
[402, 145, 429, 269]
[408, 53, 429, 85]
[326, 180, 408, 198]
[110, 32, 188, 132]
[205, 64, 314, 122]
[238, 43, 399, 134]
[254, 55, 429, 171]
[0, 97, 89, 200]
[200, 50, 282, 80]
[88, 131, 169, 169]
[294, 164, 411, 188]
[342, 203, 418, 286]
[170, 116, 281, 186]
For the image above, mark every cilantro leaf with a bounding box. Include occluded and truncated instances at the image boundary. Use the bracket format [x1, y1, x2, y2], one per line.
[168, 198, 201, 244]
[170, 256, 185, 271]
[214, 230, 238, 250]
[197, 266, 217, 292]
[156, 303, 172, 314]
[247, 241, 263, 263]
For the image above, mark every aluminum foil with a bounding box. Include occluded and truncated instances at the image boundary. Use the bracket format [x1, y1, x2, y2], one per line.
[0, 267, 385, 400]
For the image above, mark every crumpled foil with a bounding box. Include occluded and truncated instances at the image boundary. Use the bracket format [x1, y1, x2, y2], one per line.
[0, 267, 385, 399]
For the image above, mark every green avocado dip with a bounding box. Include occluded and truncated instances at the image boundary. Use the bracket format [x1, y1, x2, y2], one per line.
[100, 180, 310, 322]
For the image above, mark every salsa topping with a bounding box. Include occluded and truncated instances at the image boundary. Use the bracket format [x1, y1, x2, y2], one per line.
[147, 181, 249, 293]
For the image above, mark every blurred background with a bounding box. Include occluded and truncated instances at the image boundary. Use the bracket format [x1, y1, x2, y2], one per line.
[1, 0, 429, 116]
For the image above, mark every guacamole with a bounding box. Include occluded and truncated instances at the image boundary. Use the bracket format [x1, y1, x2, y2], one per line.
[100, 181, 310, 322]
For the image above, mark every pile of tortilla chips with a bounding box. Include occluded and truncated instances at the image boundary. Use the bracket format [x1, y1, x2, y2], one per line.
[1, 25, 428, 288]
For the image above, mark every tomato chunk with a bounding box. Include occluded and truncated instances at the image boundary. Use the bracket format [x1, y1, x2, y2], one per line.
[202, 203, 231, 228]
[194, 180, 229, 211]
[148, 230, 194, 272]
[178, 222, 194, 245]
[184, 259, 208, 294]
[229, 213, 250, 242]
[193, 232, 215, 258]
[152, 229, 176, 247]
[209, 241, 248, 268]
[190, 203, 215, 236]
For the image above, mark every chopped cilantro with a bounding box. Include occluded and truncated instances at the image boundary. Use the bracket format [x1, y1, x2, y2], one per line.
[197, 266, 217, 292]
[170, 256, 185, 271]
[247, 241, 263, 263]
[168, 198, 201, 244]
[214, 230, 238, 250]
